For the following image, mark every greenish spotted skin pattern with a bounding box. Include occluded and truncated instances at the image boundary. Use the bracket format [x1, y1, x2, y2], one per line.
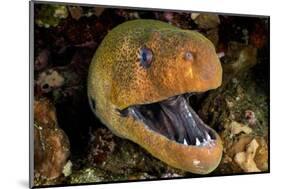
[88, 19, 223, 174]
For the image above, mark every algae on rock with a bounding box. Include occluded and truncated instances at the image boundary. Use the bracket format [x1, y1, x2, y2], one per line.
[35, 5, 68, 28]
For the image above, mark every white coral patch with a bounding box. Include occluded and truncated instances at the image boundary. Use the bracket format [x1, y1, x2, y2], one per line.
[37, 69, 65, 92]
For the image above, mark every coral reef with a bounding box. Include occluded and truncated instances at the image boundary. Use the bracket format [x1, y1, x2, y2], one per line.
[32, 4, 269, 186]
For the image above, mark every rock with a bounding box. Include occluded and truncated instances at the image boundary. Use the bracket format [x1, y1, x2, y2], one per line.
[35, 49, 50, 71]
[36, 69, 65, 93]
[206, 28, 219, 47]
[87, 128, 116, 166]
[115, 9, 140, 20]
[53, 6, 68, 19]
[69, 168, 109, 184]
[67, 167, 129, 184]
[193, 13, 220, 29]
[234, 139, 261, 172]
[36, 5, 68, 28]
[95, 138, 167, 175]
[228, 121, 252, 138]
[34, 99, 70, 180]
[229, 136, 253, 155]
[127, 173, 156, 180]
[68, 6, 83, 20]
[63, 160, 73, 177]
[86, 130, 185, 177]
[36, 52, 86, 94]
[93, 7, 105, 17]
[163, 12, 174, 23]
[249, 22, 268, 49]
[190, 13, 200, 20]
[160, 172, 182, 178]
[254, 138, 268, 171]
[222, 42, 257, 81]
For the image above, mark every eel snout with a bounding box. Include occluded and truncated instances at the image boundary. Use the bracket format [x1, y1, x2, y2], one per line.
[118, 93, 223, 174]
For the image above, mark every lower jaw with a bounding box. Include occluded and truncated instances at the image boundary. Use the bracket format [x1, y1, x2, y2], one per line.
[117, 93, 223, 174]
[125, 116, 223, 174]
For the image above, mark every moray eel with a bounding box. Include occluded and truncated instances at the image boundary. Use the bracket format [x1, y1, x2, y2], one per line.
[88, 19, 223, 174]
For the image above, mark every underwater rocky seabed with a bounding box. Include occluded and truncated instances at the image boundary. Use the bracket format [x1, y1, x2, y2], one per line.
[33, 4, 269, 186]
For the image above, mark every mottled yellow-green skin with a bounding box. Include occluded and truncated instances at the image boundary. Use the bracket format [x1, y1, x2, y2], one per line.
[88, 19, 223, 174]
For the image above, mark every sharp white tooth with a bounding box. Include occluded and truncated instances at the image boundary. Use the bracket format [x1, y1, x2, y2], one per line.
[183, 139, 188, 145]
[202, 139, 207, 146]
[206, 133, 211, 141]
[196, 138, 200, 146]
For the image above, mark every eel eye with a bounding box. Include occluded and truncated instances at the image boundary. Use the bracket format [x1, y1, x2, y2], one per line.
[184, 51, 194, 62]
[139, 47, 153, 68]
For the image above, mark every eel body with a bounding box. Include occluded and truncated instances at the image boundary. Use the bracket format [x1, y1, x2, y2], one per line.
[88, 19, 223, 174]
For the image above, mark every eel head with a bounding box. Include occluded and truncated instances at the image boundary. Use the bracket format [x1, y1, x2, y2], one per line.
[92, 21, 223, 174]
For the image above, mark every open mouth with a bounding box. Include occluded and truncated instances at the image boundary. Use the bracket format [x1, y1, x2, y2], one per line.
[118, 93, 216, 147]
